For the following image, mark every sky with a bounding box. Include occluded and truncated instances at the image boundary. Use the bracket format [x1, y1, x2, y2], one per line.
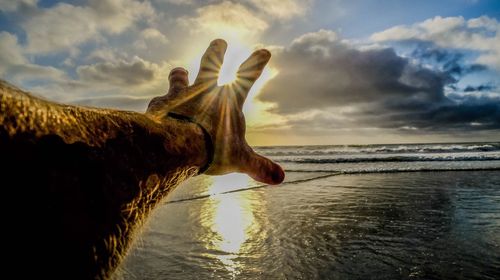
[1, 0, 499, 145]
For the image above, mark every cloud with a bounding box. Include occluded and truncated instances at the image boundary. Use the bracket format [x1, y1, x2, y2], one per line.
[20, 0, 155, 54]
[409, 45, 487, 81]
[139, 28, 169, 44]
[0, 31, 65, 83]
[260, 29, 446, 113]
[258, 29, 500, 132]
[71, 96, 151, 112]
[133, 28, 169, 50]
[177, 1, 268, 38]
[86, 48, 125, 63]
[371, 16, 500, 69]
[88, 0, 155, 33]
[463, 84, 496, 92]
[159, 0, 197, 4]
[77, 57, 160, 86]
[246, 0, 312, 20]
[165, 0, 310, 21]
[467, 15, 499, 31]
[0, 0, 37, 12]
[0, 32, 26, 68]
[1, 2, 170, 111]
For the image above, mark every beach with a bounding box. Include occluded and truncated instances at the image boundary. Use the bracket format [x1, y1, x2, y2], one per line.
[120, 143, 500, 279]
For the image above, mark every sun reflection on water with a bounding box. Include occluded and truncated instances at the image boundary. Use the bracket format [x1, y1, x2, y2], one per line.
[200, 173, 263, 276]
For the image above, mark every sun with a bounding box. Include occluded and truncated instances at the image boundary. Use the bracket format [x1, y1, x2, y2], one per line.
[217, 41, 248, 85]
[182, 35, 284, 144]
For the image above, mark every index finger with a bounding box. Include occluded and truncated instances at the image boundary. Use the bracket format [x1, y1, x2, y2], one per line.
[193, 39, 228, 87]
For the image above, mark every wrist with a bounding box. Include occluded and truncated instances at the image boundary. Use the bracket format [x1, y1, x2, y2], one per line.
[159, 113, 213, 175]
[166, 112, 213, 174]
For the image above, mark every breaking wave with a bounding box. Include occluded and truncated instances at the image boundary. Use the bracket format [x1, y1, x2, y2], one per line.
[257, 143, 500, 156]
[278, 153, 500, 164]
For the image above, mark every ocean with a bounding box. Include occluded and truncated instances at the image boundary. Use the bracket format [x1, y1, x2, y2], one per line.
[119, 142, 500, 279]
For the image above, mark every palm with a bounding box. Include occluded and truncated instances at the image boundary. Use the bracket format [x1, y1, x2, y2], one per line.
[147, 39, 284, 185]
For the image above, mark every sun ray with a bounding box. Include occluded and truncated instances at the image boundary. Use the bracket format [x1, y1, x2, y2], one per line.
[181, 35, 282, 145]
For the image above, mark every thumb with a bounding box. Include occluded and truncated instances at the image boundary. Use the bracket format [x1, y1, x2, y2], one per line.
[243, 151, 285, 185]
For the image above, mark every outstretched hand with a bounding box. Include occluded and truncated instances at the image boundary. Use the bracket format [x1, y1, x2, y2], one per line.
[147, 39, 284, 185]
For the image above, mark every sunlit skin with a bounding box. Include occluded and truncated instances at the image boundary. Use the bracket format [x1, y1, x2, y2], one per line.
[147, 39, 285, 184]
[0, 39, 284, 279]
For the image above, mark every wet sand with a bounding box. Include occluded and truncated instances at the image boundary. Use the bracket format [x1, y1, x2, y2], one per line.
[120, 170, 500, 279]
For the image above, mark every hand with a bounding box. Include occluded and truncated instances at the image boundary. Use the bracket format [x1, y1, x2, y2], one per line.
[146, 39, 285, 185]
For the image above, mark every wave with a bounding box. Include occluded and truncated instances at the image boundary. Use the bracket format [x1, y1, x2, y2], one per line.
[278, 153, 500, 164]
[257, 143, 500, 156]
[285, 167, 500, 173]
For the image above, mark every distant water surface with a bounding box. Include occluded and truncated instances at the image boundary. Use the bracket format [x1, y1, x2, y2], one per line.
[120, 143, 500, 279]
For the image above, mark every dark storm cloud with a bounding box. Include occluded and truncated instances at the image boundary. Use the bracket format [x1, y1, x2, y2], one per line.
[423, 103, 500, 129]
[410, 44, 487, 79]
[463, 84, 496, 92]
[260, 30, 448, 113]
[259, 30, 500, 131]
[358, 103, 500, 131]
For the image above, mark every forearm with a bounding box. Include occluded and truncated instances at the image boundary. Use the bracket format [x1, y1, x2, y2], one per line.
[1, 80, 207, 278]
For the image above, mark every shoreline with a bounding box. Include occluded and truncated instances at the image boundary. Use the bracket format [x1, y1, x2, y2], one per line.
[166, 169, 500, 204]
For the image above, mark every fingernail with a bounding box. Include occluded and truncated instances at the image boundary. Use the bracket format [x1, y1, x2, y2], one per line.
[258, 49, 271, 60]
[169, 67, 188, 78]
[210, 39, 227, 48]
